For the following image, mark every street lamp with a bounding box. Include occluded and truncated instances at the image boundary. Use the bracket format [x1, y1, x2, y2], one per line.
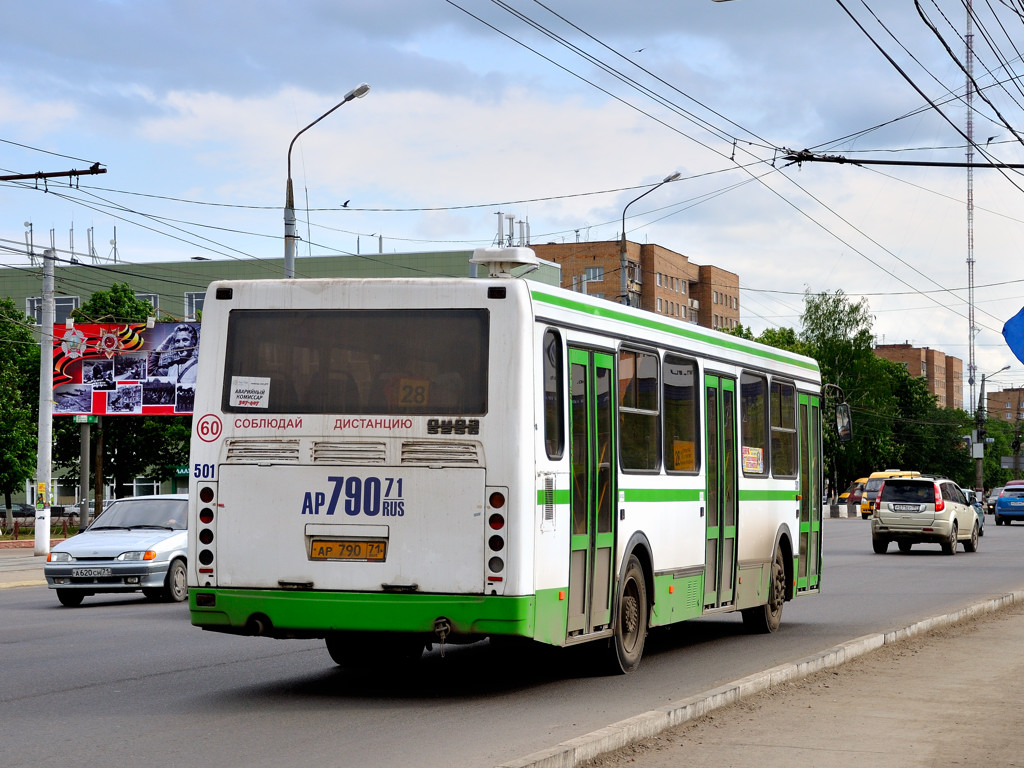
[975, 364, 1011, 495]
[619, 171, 681, 307]
[284, 82, 370, 278]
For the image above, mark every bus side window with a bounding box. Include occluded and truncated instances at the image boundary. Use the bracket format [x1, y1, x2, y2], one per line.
[619, 348, 660, 471]
[740, 372, 768, 476]
[770, 380, 797, 478]
[663, 355, 699, 473]
[543, 329, 564, 459]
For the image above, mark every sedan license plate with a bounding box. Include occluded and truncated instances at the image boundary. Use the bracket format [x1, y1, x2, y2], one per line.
[892, 504, 920, 512]
[72, 567, 112, 578]
[310, 539, 387, 562]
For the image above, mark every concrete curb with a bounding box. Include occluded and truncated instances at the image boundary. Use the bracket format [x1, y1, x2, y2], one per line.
[498, 590, 1024, 768]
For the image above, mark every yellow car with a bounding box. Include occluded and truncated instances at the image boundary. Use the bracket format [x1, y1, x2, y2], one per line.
[861, 470, 921, 519]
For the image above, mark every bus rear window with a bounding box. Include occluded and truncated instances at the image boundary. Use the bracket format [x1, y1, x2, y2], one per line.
[221, 309, 489, 415]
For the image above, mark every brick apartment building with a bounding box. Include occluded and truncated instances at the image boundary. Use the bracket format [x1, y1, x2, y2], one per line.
[874, 342, 964, 409]
[987, 387, 1024, 423]
[530, 240, 740, 331]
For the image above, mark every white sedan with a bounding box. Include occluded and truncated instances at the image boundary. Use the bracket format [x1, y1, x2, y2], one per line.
[44, 495, 188, 607]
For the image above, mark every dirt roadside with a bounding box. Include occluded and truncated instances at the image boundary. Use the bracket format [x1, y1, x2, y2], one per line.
[582, 600, 1024, 768]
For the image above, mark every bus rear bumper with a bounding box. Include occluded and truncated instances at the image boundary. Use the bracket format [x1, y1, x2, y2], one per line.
[189, 588, 536, 640]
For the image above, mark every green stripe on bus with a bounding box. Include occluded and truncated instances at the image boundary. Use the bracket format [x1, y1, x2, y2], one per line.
[541, 488, 793, 504]
[621, 488, 703, 502]
[530, 289, 819, 372]
[190, 589, 536, 638]
[536, 488, 571, 505]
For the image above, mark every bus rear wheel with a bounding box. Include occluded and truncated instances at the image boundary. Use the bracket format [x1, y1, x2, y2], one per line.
[609, 554, 648, 674]
[325, 632, 424, 668]
[742, 548, 786, 634]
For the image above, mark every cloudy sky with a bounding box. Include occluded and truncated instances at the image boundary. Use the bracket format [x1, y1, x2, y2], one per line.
[2, 1, 1023, 401]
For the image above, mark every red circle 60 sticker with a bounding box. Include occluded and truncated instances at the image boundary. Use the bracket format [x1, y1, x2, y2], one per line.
[196, 414, 223, 442]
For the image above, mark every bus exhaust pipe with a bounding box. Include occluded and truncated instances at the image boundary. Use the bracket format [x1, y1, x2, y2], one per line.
[246, 614, 272, 636]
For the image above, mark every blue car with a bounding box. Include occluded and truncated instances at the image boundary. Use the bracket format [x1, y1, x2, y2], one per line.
[994, 482, 1024, 525]
[959, 485, 985, 537]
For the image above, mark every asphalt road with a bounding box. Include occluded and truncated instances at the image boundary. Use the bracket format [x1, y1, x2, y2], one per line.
[3, 516, 1024, 768]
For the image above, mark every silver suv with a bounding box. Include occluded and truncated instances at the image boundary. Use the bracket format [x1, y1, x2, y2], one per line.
[871, 476, 980, 555]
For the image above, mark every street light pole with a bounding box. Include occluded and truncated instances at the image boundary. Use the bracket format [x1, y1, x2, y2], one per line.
[619, 172, 680, 307]
[975, 365, 1010, 497]
[284, 83, 370, 279]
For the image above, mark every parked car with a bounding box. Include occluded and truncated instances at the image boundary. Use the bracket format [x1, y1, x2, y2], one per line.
[987, 487, 1006, 515]
[8, 503, 35, 517]
[43, 494, 188, 607]
[861, 469, 921, 519]
[994, 481, 1024, 526]
[871, 475, 980, 555]
[839, 478, 868, 505]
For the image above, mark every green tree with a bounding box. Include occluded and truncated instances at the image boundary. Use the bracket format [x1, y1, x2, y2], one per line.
[882, 360, 973, 483]
[982, 418, 1023, 490]
[71, 282, 157, 324]
[54, 284, 190, 500]
[726, 323, 810, 356]
[733, 291, 978, 497]
[798, 290, 899, 495]
[0, 297, 39, 526]
[923, 407, 974, 486]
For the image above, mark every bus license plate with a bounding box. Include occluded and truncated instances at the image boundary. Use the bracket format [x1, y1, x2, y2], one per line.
[310, 539, 387, 562]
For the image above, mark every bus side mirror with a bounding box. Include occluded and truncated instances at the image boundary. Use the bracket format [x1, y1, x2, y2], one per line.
[836, 403, 852, 443]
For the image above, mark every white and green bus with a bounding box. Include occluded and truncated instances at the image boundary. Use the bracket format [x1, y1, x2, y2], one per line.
[188, 247, 823, 673]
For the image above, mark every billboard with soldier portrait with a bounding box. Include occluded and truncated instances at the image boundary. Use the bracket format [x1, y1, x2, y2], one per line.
[51, 322, 201, 416]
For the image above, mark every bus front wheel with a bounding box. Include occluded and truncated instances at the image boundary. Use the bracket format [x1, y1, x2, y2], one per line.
[609, 554, 648, 674]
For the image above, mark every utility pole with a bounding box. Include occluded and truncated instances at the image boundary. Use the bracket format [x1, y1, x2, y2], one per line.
[13, 164, 107, 547]
[75, 415, 94, 528]
[975, 366, 1011, 495]
[94, 418, 104, 519]
[34, 250, 55, 556]
[974, 374, 990, 497]
[1015, 389, 1022, 481]
[966, 0, 978, 416]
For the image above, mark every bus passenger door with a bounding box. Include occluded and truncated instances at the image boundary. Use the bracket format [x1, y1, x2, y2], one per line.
[797, 393, 822, 592]
[566, 348, 616, 637]
[704, 374, 737, 609]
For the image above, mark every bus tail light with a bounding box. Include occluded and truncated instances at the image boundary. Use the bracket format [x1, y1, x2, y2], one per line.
[195, 483, 218, 584]
[484, 487, 508, 593]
